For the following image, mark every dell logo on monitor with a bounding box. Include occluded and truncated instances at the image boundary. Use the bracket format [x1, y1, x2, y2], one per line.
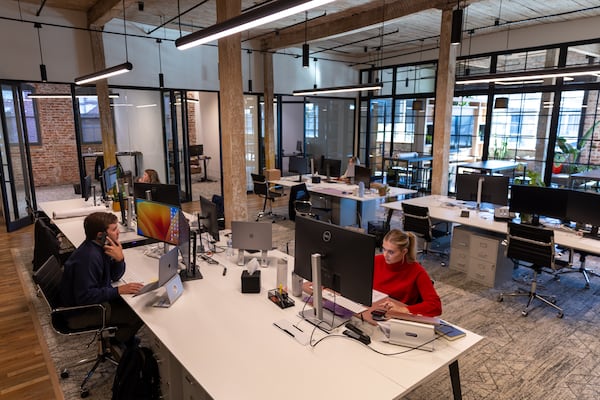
[322, 231, 332, 242]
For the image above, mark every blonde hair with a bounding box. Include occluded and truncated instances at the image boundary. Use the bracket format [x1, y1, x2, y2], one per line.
[383, 229, 417, 263]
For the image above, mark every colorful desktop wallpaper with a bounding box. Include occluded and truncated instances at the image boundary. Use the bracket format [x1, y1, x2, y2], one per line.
[136, 199, 180, 245]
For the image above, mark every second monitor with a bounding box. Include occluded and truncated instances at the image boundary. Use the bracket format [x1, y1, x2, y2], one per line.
[455, 173, 510, 207]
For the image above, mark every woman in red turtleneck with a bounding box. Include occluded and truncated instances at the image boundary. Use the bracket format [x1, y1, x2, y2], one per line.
[373, 229, 442, 317]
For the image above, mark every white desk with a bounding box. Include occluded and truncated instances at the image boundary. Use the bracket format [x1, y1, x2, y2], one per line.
[272, 176, 416, 228]
[122, 242, 482, 400]
[383, 195, 600, 255]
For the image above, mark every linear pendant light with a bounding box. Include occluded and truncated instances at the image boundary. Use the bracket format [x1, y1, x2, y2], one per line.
[28, 93, 120, 99]
[293, 83, 383, 96]
[457, 65, 600, 85]
[176, 0, 335, 50]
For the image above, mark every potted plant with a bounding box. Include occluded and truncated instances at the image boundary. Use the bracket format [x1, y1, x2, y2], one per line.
[554, 120, 599, 174]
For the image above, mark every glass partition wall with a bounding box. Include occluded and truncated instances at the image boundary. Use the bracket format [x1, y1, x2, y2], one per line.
[359, 39, 600, 192]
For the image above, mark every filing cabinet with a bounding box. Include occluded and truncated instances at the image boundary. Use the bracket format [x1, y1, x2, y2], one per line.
[449, 225, 513, 287]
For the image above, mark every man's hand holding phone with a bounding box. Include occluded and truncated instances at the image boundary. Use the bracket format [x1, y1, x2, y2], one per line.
[103, 235, 124, 262]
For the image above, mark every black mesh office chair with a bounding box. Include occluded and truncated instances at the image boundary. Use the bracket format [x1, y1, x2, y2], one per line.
[251, 173, 285, 222]
[498, 222, 565, 318]
[33, 255, 119, 398]
[288, 183, 332, 222]
[401, 203, 449, 259]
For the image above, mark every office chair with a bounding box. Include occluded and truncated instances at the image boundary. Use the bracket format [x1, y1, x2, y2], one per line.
[32, 213, 74, 272]
[497, 222, 565, 318]
[401, 203, 450, 260]
[251, 173, 285, 222]
[289, 183, 332, 222]
[33, 255, 120, 398]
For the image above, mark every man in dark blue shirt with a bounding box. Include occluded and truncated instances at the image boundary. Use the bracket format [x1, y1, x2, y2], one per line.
[61, 212, 144, 346]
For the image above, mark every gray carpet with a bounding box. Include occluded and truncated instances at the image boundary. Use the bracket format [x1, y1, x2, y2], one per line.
[17, 207, 600, 399]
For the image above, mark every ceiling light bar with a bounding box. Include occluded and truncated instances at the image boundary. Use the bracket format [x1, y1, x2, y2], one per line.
[293, 83, 382, 96]
[28, 93, 120, 99]
[75, 62, 133, 85]
[176, 0, 335, 50]
[457, 65, 600, 85]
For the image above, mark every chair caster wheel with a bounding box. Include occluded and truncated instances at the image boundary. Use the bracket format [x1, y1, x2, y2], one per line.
[521, 310, 529, 317]
[557, 312, 564, 318]
[80, 388, 89, 398]
[550, 298, 557, 304]
[497, 295, 503, 302]
[60, 369, 69, 379]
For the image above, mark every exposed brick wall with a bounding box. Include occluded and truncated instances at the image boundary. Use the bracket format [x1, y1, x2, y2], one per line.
[29, 83, 80, 187]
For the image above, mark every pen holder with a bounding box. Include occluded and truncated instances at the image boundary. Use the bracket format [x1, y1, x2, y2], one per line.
[241, 270, 261, 293]
[268, 289, 295, 309]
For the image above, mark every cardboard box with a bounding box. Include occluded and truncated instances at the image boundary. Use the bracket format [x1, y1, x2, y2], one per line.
[264, 169, 281, 181]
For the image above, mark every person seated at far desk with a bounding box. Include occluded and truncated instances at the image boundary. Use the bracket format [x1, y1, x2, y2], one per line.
[137, 168, 160, 184]
[339, 156, 360, 180]
[373, 229, 442, 317]
[60, 212, 144, 348]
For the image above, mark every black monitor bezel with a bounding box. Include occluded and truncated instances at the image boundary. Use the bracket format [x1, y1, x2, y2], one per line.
[455, 173, 510, 206]
[288, 156, 310, 175]
[199, 195, 220, 243]
[320, 158, 342, 178]
[566, 189, 600, 227]
[294, 215, 376, 307]
[133, 182, 181, 207]
[354, 165, 371, 189]
[509, 184, 569, 221]
[82, 175, 92, 201]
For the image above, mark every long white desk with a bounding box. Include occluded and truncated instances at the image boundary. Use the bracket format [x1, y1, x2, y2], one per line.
[121, 241, 482, 400]
[271, 176, 416, 228]
[383, 195, 600, 255]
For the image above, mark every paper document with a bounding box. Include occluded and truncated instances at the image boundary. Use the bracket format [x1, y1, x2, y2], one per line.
[53, 206, 107, 219]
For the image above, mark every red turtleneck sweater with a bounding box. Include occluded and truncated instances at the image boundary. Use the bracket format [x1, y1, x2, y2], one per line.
[372, 254, 442, 317]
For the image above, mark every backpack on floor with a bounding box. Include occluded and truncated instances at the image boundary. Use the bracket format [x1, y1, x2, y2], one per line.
[111, 345, 161, 400]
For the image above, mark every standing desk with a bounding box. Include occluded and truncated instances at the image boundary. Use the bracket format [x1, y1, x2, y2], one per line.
[271, 176, 416, 228]
[458, 160, 521, 179]
[121, 242, 483, 400]
[569, 168, 600, 190]
[382, 195, 600, 255]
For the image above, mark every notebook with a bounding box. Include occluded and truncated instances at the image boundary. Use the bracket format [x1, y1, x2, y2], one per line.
[134, 246, 179, 296]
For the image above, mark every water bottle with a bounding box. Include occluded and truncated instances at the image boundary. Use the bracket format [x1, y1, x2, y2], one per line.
[358, 181, 365, 197]
[226, 237, 234, 257]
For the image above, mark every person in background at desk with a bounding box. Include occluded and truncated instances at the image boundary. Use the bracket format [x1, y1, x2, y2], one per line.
[373, 229, 442, 317]
[137, 168, 160, 184]
[340, 156, 360, 180]
[60, 212, 144, 348]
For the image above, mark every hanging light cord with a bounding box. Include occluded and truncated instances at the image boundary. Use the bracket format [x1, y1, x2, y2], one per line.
[122, 0, 129, 61]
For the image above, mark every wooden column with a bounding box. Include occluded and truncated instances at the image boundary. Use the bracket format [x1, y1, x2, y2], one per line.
[217, 0, 248, 226]
[263, 52, 275, 169]
[430, 8, 457, 196]
[89, 25, 117, 168]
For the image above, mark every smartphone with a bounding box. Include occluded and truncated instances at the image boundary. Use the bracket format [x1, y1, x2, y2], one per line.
[98, 232, 108, 246]
[371, 309, 387, 321]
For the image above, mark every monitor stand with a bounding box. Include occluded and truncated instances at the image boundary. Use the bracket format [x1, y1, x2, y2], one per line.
[236, 249, 269, 267]
[299, 253, 350, 332]
[583, 226, 599, 239]
[181, 231, 203, 281]
[296, 174, 303, 182]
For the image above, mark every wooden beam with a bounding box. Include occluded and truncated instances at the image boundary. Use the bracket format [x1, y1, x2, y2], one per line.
[263, 52, 275, 170]
[88, 0, 137, 27]
[260, 0, 450, 51]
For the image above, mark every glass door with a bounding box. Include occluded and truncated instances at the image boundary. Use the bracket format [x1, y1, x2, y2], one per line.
[0, 83, 35, 231]
[163, 90, 192, 202]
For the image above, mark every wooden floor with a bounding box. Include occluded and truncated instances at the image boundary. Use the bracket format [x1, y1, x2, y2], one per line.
[0, 193, 272, 400]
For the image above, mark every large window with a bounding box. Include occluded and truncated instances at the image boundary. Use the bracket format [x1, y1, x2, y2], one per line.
[3, 86, 40, 145]
[78, 96, 102, 144]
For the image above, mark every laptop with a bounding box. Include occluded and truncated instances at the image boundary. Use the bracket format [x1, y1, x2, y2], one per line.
[153, 273, 184, 308]
[134, 246, 179, 296]
[385, 319, 436, 352]
[231, 221, 273, 266]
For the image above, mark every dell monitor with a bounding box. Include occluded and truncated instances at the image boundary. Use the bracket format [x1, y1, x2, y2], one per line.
[320, 158, 342, 179]
[136, 198, 181, 245]
[294, 215, 376, 330]
[133, 182, 180, 207]
[289, 156, 310, 182]
[231, 220, 273, 266]
[509, 185, 569, 226]
[566, 189, 600, 237]
[455, 173, 510, 208]
[354, 165, 371, 190]
[199, 195, 220, 250]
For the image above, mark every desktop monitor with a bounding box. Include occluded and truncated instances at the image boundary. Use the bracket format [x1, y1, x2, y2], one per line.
[178, 213, 191, 272]
[455, 173, 510, 206]
[294, 215, 376, 329]
[133, 182, 181, 207]
[102, 165, 118, 198]
[288, 156, 310, 182]
[566, 189, 600, 235]
[189, 144, 203, 157]
[199, 195, 220, 243]
[82, 175, 93, 202]
[509, 185, 569, 225]
[320, 158, 342, 178]
[136, 198, 181, 245]
[354, 165, 371, 189]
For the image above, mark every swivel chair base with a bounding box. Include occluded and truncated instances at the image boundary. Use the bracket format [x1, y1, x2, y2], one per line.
[554, 253, 599, 289]
[498, 270, 564, 318]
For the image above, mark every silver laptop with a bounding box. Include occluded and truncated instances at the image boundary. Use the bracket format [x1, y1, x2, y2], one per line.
[153, 273, 184, 308]
[386, 319, 436, 352]
[231, 221, 273, 266]
[134, 246, 179, 296]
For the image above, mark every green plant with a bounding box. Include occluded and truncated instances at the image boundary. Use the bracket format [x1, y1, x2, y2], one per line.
[554, 120, 599, 173]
